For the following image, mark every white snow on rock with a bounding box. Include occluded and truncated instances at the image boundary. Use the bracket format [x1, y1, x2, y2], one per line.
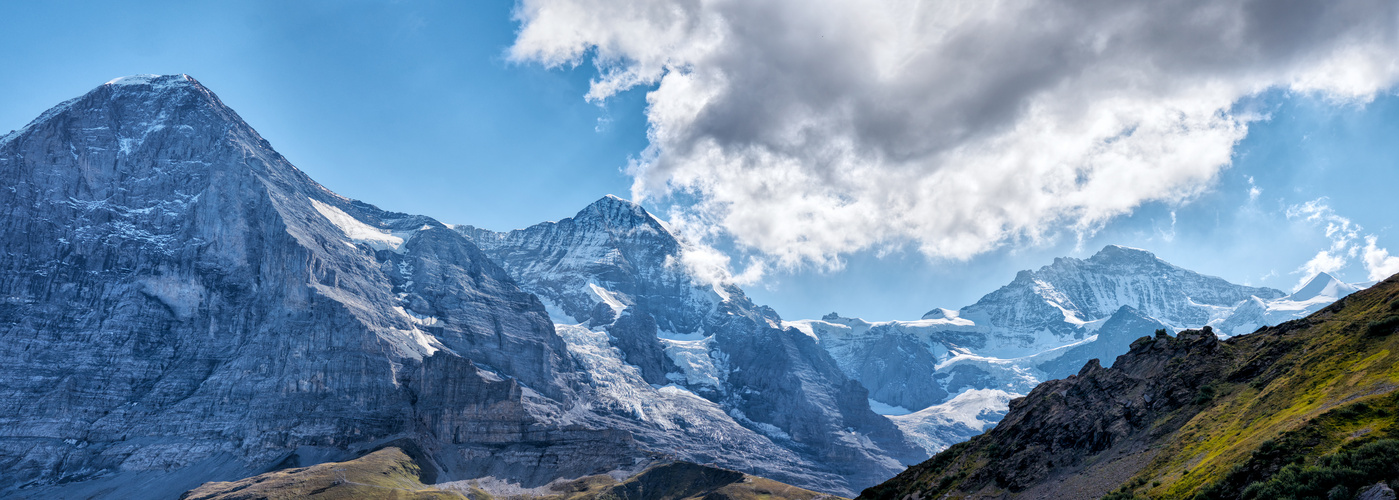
[660, 336, 728, 391]
[308, 198, 409, 253]
[890, 389, 1019, 455]
[867, 399, 913, 416]
[1211, 272, 1365, 336]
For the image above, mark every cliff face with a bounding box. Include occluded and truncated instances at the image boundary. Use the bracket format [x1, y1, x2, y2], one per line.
[863, 275, 1399, 500]
[0, 75, 638, 498]
[460, 197, 925, 494]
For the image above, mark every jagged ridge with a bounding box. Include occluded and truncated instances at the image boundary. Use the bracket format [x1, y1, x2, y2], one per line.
[0, 75, 638, 498]
[861, 274, 1399, 499]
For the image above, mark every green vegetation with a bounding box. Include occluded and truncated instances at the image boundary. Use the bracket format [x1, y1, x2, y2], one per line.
[1365, 315, 1399, 337]
[494, 461, 846, 500]
[862, 277, 1399, 500]
[186, 452, 842, 500]
[184, 447, 466, 500]
[1191, 392, 1399, 499]
[1237, 439, 1399, 500]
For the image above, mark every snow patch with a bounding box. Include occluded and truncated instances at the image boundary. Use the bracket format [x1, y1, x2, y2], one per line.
[140, 275, 205, 320]
[308, 198, 408, 253]
[660, 336, 727, 390]
[656, 328, 706, 341]
[537, 295, 582, 325]
[890, 389, 1019, 455]
[868, 399, 913, 416]
[587, 282, 628, 316]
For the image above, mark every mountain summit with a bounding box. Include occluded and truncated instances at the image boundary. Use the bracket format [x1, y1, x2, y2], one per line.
[0, 76, 629, 497]
[460, 195, 926, 494]
[959, 244, 1285, 338]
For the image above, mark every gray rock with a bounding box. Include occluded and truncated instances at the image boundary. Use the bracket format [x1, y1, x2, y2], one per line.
[961, 245, 1285, 335]
[0, 75, 638, 497]
[1035, 305, 1173, 380]
[460, 196, 926, 494]
[1359, 482, 1397, 500]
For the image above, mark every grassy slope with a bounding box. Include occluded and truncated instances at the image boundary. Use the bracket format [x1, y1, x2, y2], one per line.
[464, 462, 847, 500]
[183, 449, 844, 500]
[182, 447, 466, 500]
[1140, 280, 1399, 499]
[863, 276, 1399, 500]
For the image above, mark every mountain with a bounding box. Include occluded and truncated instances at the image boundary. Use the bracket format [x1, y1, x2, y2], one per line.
[861, 275, 1399, 500]
[0, 75, 649, 498]
[457, 196, 925, 495]
[1214, 271, 1363, 336]
[794, 246, 1353, 456]
[955, 245, 1284, 351]
[1034, 306, 1173, 380]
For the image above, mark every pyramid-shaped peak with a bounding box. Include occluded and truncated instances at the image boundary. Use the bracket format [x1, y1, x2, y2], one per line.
[577, 194, 657, 226]
[1288, 272, 1359, 302]
[1088, 244, 1158, 264]
[590, 194, 642, 209]
[921, 308, 959, 320]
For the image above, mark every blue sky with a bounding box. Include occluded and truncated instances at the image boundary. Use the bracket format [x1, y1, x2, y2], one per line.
[3, 1, 1397, 321]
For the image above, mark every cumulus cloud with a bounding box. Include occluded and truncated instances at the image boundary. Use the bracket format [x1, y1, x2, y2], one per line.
[512, 0, 1399, 270]
[1363, 235, 1399, 281]
[1286, 198, 1399, 287]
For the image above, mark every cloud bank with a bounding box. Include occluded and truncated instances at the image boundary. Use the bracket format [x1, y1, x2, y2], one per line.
[512, 0, 1399, 270]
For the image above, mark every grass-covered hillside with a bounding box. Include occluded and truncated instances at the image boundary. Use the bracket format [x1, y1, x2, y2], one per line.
[184, 448, 845, 500]
[860, 275, 1399, 500]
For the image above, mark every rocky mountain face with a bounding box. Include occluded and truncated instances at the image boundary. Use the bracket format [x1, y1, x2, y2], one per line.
[959, 245, 1284, 344]
[0, 75, 645, 498]
[458, 197, 925, 495]
[861, 276, 1399, 500]
[793, 246, 1354, 457]
[1034, 306, 1173, 380]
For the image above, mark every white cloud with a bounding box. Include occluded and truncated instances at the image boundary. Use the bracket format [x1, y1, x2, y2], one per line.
[1363, 235, 1399, 282]
[1298, 250, 1347, 281]
[664, 230, 768, 287]
[512, 0, 1399, 270]
[1285, 198, 1399, 286]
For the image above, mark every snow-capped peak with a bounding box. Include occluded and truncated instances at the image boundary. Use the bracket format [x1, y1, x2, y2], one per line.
[1287, 272, 1361, 302]
[104, 74, 198, 90]
[921, 308, 959, 320]
[1087, 244, 1158, 264]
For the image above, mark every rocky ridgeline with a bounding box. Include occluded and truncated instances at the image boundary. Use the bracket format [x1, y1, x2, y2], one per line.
[458, 196, 925, 494]
[793, 245, 1357, 457]
[863, 276, 1399, 499]
[862, 327, 1229, 499]
[0, 75, 925, 499]
[0, 75, 640, 498]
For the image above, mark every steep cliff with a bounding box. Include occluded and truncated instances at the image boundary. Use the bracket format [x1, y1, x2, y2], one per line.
[0, 75, 638, 498]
